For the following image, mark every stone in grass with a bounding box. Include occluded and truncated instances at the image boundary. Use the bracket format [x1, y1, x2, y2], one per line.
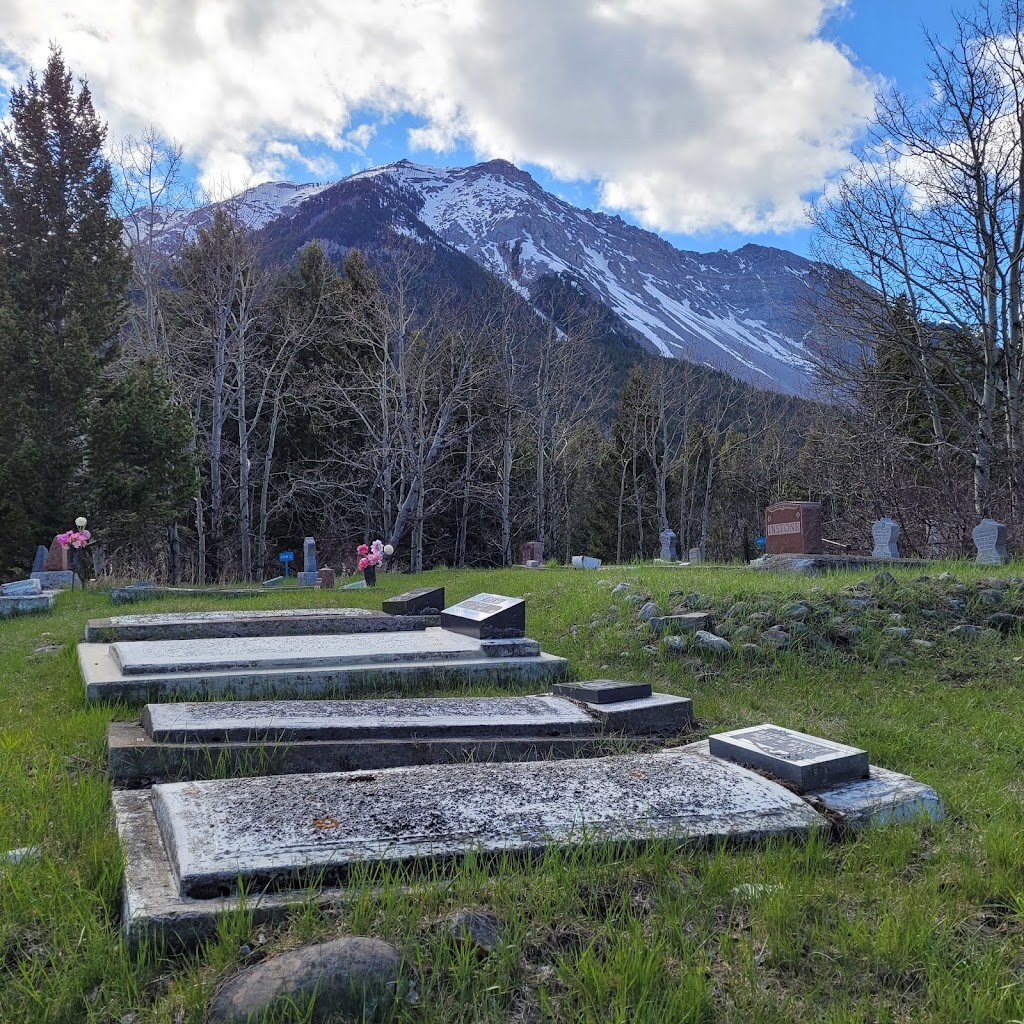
[637, 601, 660, 622]
[950, 624, 980, 639]
[977, 589, 1005, 607]
[611, 582, 631, 596]
[937, 572, 958, 583]
[740, 643, 763, 660]
[985, 613, 1024, 634]
[444, 910, 502, 956]
[882, 627, 911, 641]
[783, 602, 810, 620]
[208, 936, 402, 1024]
[693, 630, 731, 656]
[880, 652, 908, 669]
[760, 627, 790, 649]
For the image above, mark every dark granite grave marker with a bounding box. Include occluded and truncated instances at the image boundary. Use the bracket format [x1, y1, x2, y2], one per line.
[31, 545, 47, 574]
[440, 592, 526, 639]
[382, 586, 445, 616]
[709, 723, 868, 792]
[764, 502, 823, 555]
[553, 679, 652, 704]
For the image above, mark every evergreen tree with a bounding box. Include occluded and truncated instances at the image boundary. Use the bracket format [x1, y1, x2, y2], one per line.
[86, 360, 198, 552]
[0, 48, 130, 575]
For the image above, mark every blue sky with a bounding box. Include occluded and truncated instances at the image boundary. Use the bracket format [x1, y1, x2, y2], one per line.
[0, 0, 970, 258]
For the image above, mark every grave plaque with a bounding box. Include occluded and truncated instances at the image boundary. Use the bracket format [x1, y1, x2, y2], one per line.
[440, 592, 526, 639]
[382, 586, 445, 616]
[316, 567, 336, 589]
[764, 502, 823, 556]
[871, 517, 901, 558]
[553, 679, 653, 704]
[972, 518, 1010, 566]
[709, 723, 868, 792]
[687, 547, 703, 563]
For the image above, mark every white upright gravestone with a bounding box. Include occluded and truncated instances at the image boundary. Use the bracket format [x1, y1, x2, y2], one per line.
[972, 519, 1010, 566]
[871, 518, 901, 559]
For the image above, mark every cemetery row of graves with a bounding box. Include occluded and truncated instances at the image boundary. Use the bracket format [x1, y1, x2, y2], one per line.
[6, 501, 1024, 1020]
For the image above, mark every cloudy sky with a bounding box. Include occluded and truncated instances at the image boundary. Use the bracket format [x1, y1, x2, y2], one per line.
[0, 0, 959, 255]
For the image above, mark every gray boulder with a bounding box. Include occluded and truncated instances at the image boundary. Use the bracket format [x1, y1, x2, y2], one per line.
[693, 630, 732, 656]
[208, 936, 402, 1024]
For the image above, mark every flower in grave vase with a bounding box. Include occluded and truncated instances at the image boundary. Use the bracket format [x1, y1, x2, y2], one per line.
[357, 539, 385, 585]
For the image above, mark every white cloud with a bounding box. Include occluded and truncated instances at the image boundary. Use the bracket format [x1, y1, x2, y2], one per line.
[0, 0, 877, 233]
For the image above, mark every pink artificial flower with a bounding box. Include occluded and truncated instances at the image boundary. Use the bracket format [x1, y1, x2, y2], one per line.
[371, 539, 384, 557]
[56, 531, 73, 548]
[356, 544, 369, 557]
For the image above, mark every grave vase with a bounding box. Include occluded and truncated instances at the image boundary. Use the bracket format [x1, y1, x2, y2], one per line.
[363, 566, 377, 587]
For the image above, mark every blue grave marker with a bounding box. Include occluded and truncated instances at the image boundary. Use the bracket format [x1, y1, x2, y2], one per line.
[279, 550, 294, 578]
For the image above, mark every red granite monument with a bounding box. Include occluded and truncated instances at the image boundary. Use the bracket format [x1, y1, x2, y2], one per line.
[764, 502, 823, 555]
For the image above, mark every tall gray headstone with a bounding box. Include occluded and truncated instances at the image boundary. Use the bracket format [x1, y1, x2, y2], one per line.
[297, 536, 318, 587]
[31, 545, 48, 574]
[871, 518, 901, 559]
[659, 529, 678, 561]
[972, 518, 1010, 566]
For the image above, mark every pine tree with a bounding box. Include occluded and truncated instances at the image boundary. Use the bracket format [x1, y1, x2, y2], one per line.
[0, 48, 131, 575]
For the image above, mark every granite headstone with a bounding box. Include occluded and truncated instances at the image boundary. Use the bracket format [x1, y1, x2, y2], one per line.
[972, 518, 1010, 566]
[871, 518, 901, 559]
[382, 586, 445, 616]
[659, 529, 678, 561]
[440, 593, 526, 639]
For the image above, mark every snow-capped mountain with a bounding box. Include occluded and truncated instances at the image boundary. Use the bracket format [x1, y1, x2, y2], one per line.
[178, 160, 836, 394]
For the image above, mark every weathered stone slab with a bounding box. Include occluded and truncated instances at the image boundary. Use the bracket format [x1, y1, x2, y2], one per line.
[812, 765, 943, 829]
[382, 587, 445, 616]
[108, 690, 698, 785]
[708, 724, 869, 792]
[143, 695, 595, 743]
[111, 631, 488, 675]
[111, 586, 272, 605]
[554, 679, 652, 704]
[80, 630, 569, 705]
[1, 578, 41, 596]
[137, 750, 825, 901]
[0, 592, 56, 618]
[85, 607, 432, 643]
[649, 612, 712, 634]
[440, 593, 525, 639]
[973, 518, 1010, 566]
[30, 570, 74, 589]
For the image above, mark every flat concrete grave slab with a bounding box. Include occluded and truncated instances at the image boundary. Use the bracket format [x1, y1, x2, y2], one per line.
[115, 750, 823, 939]
[108, 691, 697, 785]
[440, 593, 525, 639]
[84, 607, 431, 643]
[111, 586, 274, 604]
[554, 679, 652, 704]
[0, 591, 56, 618]
[382, 587, 445, 616]
[708, 724, 869, 793]
[111, 631, 489, 675]
[81, 627, 568, 704]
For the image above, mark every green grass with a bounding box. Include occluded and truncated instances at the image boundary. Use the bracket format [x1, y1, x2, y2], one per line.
[3, 562, 1024, 1022]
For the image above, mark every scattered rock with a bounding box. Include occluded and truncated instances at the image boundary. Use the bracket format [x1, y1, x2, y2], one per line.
[208, 936, 402, 1024]
[913, 575, 931, 584]
[847, 598, 875, 611]
[874, 571, 897, 587]
[911, 639, 935, 650]
[663, 636, 690, 654]
[693, 630, 732, 656]
[444, 910, 502, 956]
[747, 612, 773, 626]
[880, 653, 909, 669]
[938, 572, 958, 582]
[985, 613, 1024, 634]
[977, 589, 1005, 607]
[949, 624, 979, 639]
[947, 599, 966, 614]
[739, 643, 763, 660]
[782, 603, 809, 620]
[831, 625, 862, 646]
[978, 577, 1009, 591]
[882, 627, 911, 641]
[888, 612, 904, 622]
[624, 594, 647, 606]
[637, 601, 660, 622]
[611, 582, 631, 596]
[760, 626, 791, 649]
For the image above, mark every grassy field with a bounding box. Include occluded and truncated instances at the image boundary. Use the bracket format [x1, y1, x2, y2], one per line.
[3, 563, 1024, 1023]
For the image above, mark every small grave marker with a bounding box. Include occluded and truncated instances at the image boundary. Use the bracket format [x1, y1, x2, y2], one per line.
[972, 518, 1010, 566]
[297, 537, 318, 586]
[382, 586, 445, 616]
[871, 518, 901, 558]
[659, 529, 678, 561]
[553, 679, 652, 704]
[709, 723, 868, 792]
[278, 550, 294, 578]
[440, 593, 526, 639]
